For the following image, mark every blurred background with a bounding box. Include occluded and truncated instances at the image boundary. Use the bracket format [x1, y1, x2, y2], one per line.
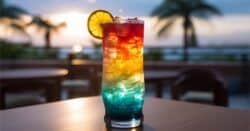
[0, 0, 249, 110]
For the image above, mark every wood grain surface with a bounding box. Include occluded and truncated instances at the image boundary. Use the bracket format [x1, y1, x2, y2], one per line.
[1, 97, 249, 131]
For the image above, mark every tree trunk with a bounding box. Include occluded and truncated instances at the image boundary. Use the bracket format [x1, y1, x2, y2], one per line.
[189, 22, 198, 47]
[183, 18, 190, 62]
[45, 30, 51, 49]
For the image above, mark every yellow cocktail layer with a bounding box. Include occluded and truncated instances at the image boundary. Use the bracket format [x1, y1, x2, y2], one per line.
[103, 47, 143, 83]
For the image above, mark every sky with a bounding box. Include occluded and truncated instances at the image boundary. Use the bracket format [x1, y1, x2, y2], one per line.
[2, 0, 250, 47]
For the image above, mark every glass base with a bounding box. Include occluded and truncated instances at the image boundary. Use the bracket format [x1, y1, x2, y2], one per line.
[105, 117, 143, 128]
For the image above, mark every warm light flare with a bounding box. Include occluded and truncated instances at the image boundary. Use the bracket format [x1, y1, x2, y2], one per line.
[71, 44, 83, 53]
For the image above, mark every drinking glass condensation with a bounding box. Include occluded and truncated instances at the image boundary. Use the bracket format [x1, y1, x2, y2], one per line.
[102, 18, 144, 128]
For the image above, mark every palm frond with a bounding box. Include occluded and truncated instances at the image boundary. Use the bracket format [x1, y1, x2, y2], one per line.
[151, 0, 184, 19]
[158, 9, 183, 20]
[8, 22, 28, 36]
[5, 5, 28, 14]
[150, 0, 222, 51]
[50, 22, 66, 33]
[151, 1, 169, 17]
[28, 16, 50, 27]
[2, 20, 29, 37]
[0, 5, 28, 19]
[55, 22, 66, 29]
[27, 15, 66, 34]
[157, 19, 176, 37]
[27, 16, 52, 32]
[192, 3, 221, 19]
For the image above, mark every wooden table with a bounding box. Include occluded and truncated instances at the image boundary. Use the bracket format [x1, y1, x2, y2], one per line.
[2, 96, 248, 131]
[0, 68, 68, 109]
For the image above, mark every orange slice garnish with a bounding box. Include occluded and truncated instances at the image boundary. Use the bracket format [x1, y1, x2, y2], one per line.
[87, 10, 114, 39]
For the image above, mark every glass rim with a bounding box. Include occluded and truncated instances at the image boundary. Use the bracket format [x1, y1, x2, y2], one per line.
[113, 17, 144, 24]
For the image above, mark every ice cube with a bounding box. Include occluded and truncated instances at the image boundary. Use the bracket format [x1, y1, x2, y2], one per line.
[116, 24, 130, 37]
[109, 52, 117, 58]
[127, 17, 144, 24]
[114, 16, 121, 23]
[104, 33, 118, 47]
[127, 17, 138, 23]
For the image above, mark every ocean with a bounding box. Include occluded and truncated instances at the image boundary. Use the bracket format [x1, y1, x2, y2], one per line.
[58, 47, 250, 61]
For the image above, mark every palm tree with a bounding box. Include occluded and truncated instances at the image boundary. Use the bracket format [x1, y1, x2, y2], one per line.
[0, 0, 28, 19]
[27, 16, 66, 49]
[151, 0, 221, 61]
[0, 0, 29, 42]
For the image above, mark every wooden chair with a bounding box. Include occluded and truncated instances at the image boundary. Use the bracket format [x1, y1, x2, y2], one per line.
[63, 59, 101, 98]
[171, 69, 228, 107]
[1, 81, 54, 109]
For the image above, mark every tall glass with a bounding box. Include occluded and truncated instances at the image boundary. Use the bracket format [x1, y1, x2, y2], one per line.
[102, 19, 144, 128]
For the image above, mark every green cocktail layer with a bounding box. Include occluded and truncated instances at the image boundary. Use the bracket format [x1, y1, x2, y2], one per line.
[102, 81, 144, 121]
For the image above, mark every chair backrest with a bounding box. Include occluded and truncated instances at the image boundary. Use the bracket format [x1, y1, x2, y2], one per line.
[67, 59, 102, 95]
[171, 69, 228, 107]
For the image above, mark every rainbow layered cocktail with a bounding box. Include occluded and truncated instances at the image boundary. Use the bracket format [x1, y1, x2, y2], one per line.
[102, 18, 144, 128]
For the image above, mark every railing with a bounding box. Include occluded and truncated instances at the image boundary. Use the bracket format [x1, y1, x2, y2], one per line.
[58, 47, 250, 61]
